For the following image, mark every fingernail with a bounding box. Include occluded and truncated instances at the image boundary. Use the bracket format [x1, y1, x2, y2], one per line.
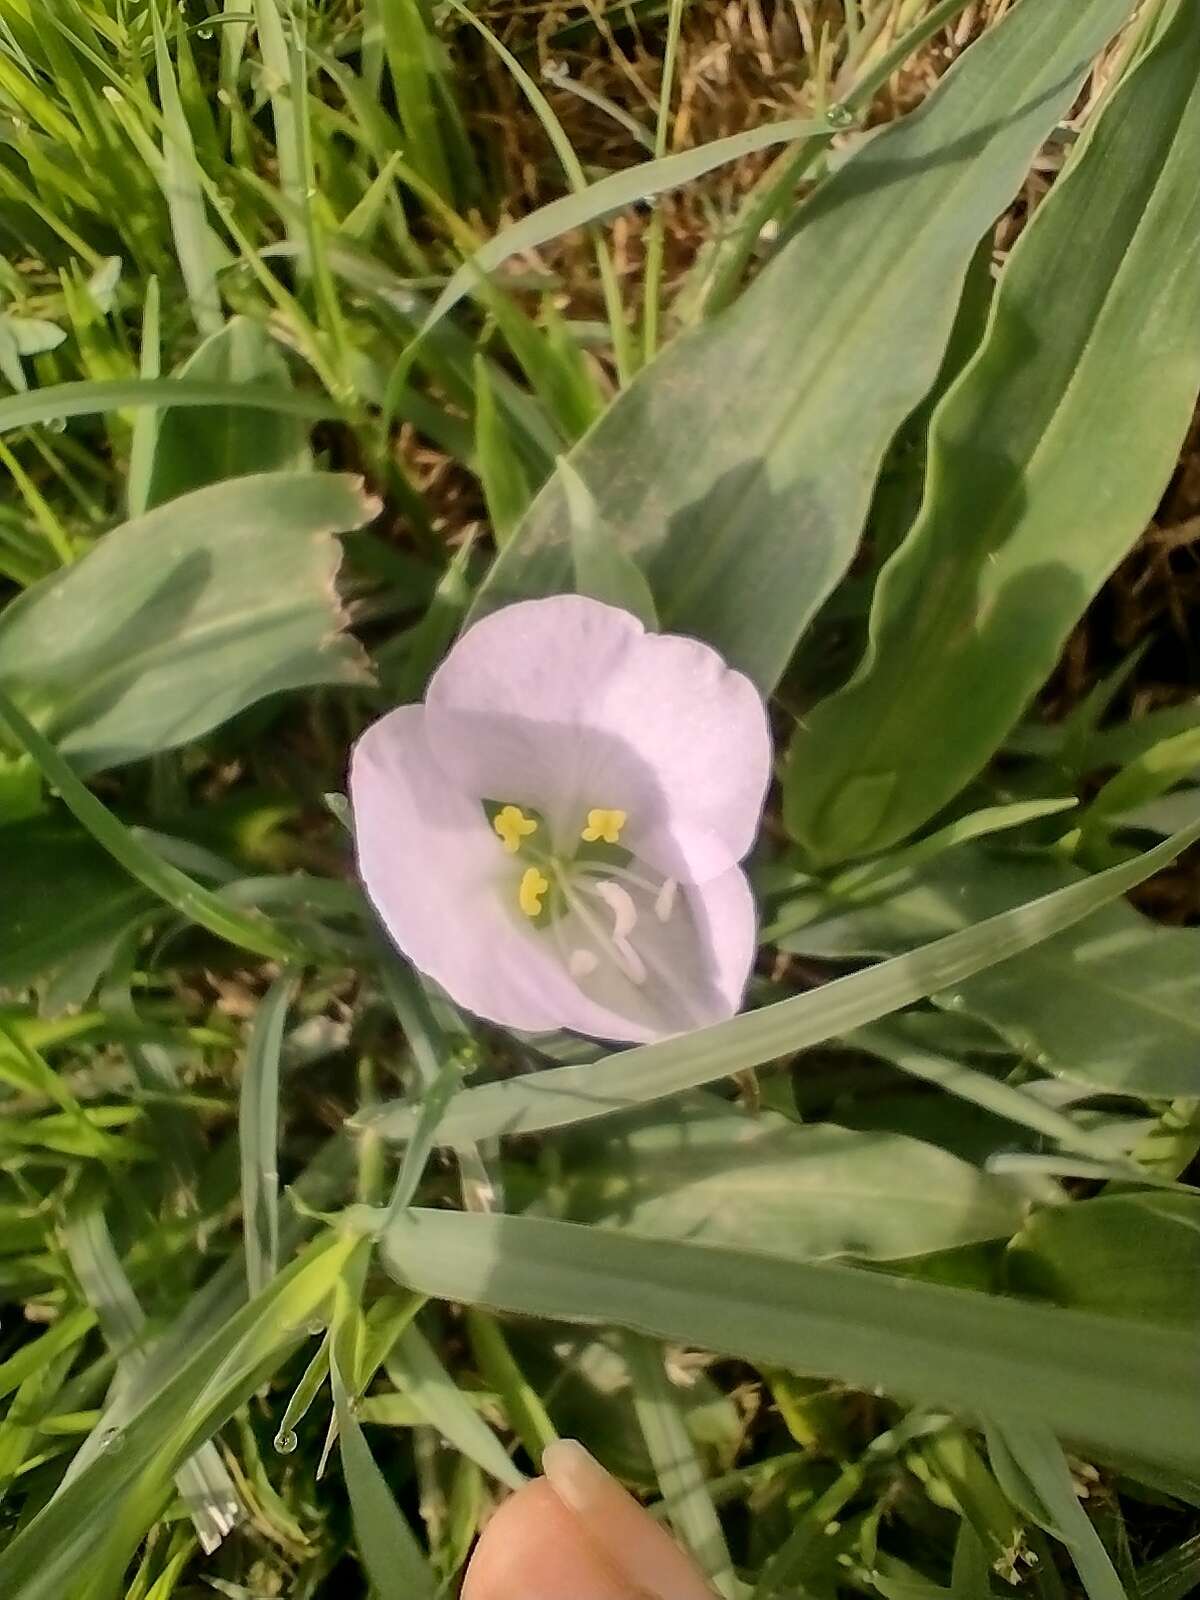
[542, 1438, 614, 1515]
[544, 1440, 718, 1600]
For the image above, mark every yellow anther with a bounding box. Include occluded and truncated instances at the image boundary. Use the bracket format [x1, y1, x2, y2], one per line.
[518, 866, 550, 918]
[581, 807, 627, 845]
[493, 804, 538, 854]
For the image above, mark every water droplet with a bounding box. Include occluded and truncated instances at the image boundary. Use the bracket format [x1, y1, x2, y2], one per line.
[46, 416, 67, 435]
[197, 25, 214, 39]
[99, 1427, 126, 1453]
[305, 1319, 324, 1337]
[274, 1428, 298, 1455]
[826, 103, 855, 130]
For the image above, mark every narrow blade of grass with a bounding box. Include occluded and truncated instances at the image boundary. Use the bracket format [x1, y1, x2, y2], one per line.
[0, 378, 340, 434]
[331, 1345, 437, 1600]
[0, 688, 307, 964]
[385, 1322, 525, 1489]
[358, 820, 1200, 1148]
[240, 970, 300, 1297]
[625, 1333, 738, 1597]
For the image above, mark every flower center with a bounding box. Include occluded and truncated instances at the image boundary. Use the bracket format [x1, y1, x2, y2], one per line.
[486, 797, 679, 993]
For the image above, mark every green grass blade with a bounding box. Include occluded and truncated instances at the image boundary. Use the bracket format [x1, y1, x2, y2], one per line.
[377, 0, 453, 201]
[357, 820, 1200, 1148]
[62, 1206, 241, 1555]
[151, 5, 222, 335]
[641, 0, 686, 361]
[473, 354, 531, 546]
[624, 1333, 738, 1597]
[126, 276, 161, 519]
[419, 111, 833, 345]
[441, 0, 634, 384]
[848, 1022, 1134, 1163]
[385, 1323, 525, 1490]
[985, 1422, 1128, 1600]
[0, 689, 307, 964]
[378, 1208, 1200, 1471]
[463, 1309, 558, 1471]
[240, 970, 299, 1297]
[0, 378, 340, 434]
[0, 1232, 356, 1600]
[331, 1345, 437, 1600]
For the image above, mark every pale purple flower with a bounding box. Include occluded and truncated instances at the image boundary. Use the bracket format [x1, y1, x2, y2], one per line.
[350, 596, 771, 1043]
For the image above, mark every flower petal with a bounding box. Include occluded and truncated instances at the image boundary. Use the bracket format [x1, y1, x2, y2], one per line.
[595, 628, 772, 881]
[425, 597, 770, 881]
[352, 705, 562, 1032]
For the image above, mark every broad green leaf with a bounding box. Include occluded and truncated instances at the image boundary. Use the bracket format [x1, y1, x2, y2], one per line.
[545, 1099, 1025, 1261]
[146, 317, 311, 507]
[779, 844, 1200, 1097]
[559, 457, 658, 628]
[1007, 1194, 1200, 1325]
[0, 1231, 356, 1600]
[0, 472, 374, 773]
[357, 821, 1200, 1148]
[471, 0, 1137, 689]
[785, 1, 1200, 861]
[377, 1207, 1199, 1471]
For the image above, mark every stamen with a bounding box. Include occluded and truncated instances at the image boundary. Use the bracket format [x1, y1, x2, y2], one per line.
[581, 807, 627, 845]
[583, 879, 646, 984]
[654, 878, 678, 922]
[568, 948, 599, 979]
[494, 804, 538, 854]
[592, 880, 637, 940]
[518, 866, 549, 917]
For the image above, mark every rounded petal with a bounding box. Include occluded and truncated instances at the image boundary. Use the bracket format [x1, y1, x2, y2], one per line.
[350, 705, 696, 1041]
[594, 627, 772, 881]
[352, 705, 564, 1032]
[425, 597, 771, 881]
